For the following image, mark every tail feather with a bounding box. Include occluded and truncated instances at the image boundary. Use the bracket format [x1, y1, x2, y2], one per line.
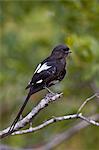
[9, 93, 31, 133]
[9, 84, 44, 133]
[25, 84, 31, 90]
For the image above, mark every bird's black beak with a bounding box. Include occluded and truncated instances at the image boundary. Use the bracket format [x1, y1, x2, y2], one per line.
[68, 51, 72, 53]
[69, 51, 72, 53]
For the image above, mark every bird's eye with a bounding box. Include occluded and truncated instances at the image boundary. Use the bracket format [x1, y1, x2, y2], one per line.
[63, 48, 68, 51]
[67, 48, 69, 51]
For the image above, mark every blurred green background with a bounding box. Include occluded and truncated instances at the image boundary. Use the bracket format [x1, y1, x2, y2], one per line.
[0, 0, 99, 149]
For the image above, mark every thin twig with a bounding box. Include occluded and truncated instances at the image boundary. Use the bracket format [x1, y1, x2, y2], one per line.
[77, 93, 99, 114]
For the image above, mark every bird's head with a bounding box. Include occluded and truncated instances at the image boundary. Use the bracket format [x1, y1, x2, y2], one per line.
[51, 44, 71, 59]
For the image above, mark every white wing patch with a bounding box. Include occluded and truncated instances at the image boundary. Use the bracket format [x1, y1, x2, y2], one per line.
[34, 63, 41, 74]
[36, 79, 43, 83]
[37, 63, 52, 73]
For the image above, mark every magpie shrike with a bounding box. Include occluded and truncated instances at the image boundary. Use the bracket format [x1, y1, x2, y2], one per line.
[9, 44, 71, 132]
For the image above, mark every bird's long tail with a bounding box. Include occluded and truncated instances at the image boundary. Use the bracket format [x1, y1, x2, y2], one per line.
[9, 85, 44, 133]
[9, 93, 31, 133]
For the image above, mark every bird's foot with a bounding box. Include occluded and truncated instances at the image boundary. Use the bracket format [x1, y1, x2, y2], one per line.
[19, 114, 23, 120]
[44, 86, 55, 95]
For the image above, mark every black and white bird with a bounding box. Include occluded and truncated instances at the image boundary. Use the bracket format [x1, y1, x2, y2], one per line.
[9, 44, 71, 132]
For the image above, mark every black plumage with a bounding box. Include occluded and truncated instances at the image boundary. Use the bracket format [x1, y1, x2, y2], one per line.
[9, 44, 71, 132]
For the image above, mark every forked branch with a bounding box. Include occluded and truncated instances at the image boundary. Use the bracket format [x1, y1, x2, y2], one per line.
[0, 93, 99, 139]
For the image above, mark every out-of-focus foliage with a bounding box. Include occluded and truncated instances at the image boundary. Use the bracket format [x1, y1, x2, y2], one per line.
[0, 0, 99, 149]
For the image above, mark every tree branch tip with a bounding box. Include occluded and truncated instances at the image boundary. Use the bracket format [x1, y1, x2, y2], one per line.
[58, 92, 63, 98]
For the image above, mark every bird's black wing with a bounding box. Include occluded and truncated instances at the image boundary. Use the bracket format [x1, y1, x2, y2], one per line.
[26, 60, 57, 90]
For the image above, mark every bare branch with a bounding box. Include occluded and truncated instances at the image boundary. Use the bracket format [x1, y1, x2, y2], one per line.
[12, 114, 78, 135]
[0, 93, 63, 139]
[11, 113, 99, 136]
[0, 114, 99, 150]
[0, 93, 99, 139]
[39, 114, 99, 150]
[77, 93, 99, 113]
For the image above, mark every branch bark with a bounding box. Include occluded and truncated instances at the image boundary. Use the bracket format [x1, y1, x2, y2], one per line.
[39, 114, 99, 150]
[0, 93, 63, 139]
[12, 113, 99, 136]
[0, 93, 99, 139]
